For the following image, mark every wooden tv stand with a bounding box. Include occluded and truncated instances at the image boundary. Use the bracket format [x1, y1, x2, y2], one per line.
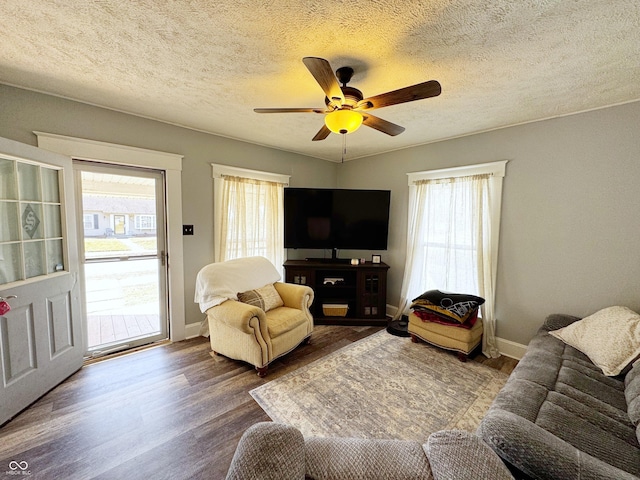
[283, 259, 389, 326]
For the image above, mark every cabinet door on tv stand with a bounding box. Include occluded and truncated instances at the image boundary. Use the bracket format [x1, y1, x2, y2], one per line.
[358, 269, 387, 319]
[285, 267, 314, 287]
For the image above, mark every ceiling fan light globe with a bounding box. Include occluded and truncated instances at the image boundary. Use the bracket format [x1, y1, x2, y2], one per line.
[325, 109, 363, 135]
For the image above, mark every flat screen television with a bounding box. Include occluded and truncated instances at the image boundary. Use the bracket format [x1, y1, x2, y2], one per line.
[284, 188, 390, 251]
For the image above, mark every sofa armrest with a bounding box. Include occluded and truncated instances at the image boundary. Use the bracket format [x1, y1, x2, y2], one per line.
[425, 430, 513, 480]
[207, 299, 267, 335]
[479, 409, 638, 480]
[275, 282, 314, 311]
[542, 313, 581, 332]
[305, 436, 431, 480]
[226, 422, 306, 480]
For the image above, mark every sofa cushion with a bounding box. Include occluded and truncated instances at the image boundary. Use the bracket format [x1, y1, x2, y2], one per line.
[549, 306, 640, 376]
[542, 313, 581, 331]
[535, 392, 639, 473]
[480, 409, 640, 480]
[238, 283, 284, 312]
[625, 363, 640, 427]
[425, 430, 513, 480]
[306, 437, 433, 480]
[411, 290, 484, 324]
[225, 422, 305, 480]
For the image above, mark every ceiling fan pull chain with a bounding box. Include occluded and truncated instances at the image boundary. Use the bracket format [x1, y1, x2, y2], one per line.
[342, 134, 347, 163]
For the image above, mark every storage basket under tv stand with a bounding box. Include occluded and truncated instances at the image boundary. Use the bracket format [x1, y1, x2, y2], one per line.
[284, 259, 389, 326]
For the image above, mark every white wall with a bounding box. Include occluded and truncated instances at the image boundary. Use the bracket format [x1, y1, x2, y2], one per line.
[337, 101, 640, 345]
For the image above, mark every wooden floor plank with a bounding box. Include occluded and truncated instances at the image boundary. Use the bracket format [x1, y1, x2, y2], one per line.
[0, 325, 517, 480]
[100, 315, 115, 344]
[111, 314, 128, 340]
[123, 314, 143, 337]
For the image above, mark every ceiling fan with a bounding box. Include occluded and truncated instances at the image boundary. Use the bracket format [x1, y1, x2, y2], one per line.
[254, 57, 442, 141]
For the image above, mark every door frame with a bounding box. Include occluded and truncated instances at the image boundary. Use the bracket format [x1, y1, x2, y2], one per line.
[76, 162, 169, 355]
[34, 132, 187, 341]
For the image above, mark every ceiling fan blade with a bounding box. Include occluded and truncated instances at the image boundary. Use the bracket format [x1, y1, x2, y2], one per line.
[312, 124, 331, 141]
[362, 113, 405, 136]
[302, 57, 345, 106]
[254, 107, 324, 113]
[357, 80, 441, 110]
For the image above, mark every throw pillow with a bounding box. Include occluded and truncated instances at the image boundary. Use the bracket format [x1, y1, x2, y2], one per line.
[411, 290, 485, 324]
[549, 306, 640, 377]
[238, 284, 284, 312]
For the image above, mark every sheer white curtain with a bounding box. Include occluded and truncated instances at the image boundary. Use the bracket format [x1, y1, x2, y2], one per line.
[214, 175, 286, 273]
[396, 166, 505, 358]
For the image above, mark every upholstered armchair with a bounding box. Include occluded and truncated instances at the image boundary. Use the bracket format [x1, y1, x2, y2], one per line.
[195, 256, 314, 377]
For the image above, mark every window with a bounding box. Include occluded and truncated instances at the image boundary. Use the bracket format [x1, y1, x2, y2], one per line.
[212, 164, 289, 274]
[83, 213, 99, 230]
[397, 161, 507, 357]
[135, 214, 156, 230]
[0, 158, 64, 284]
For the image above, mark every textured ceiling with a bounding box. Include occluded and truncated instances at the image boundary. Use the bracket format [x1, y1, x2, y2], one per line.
[1, 1, 639, 162]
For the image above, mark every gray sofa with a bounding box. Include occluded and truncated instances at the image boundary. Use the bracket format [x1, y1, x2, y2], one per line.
[226, 313, 640, 479]
[479, 313, 640, 479]
[225, 422, 514, 480]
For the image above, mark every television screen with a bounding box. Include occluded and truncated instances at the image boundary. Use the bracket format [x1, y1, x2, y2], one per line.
[284, 188, 390, 250]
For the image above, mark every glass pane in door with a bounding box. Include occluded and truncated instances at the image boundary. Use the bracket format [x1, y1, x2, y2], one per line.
[79, 167, 167, 354]
[84, 259, 161, 347]
[0, 158, 64, 286]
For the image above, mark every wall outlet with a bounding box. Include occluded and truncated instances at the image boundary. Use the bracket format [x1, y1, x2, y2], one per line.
[183, 225, 194, 235]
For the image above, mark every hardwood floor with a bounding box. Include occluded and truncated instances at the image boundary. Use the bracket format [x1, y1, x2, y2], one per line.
[0, 326, 517, 480]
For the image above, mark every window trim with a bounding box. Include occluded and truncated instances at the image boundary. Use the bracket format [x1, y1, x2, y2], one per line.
[211, 163, 290, 185]
[407, 160, 507, 185]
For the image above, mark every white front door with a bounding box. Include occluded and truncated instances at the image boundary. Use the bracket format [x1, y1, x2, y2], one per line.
[0, 137, 83, 426]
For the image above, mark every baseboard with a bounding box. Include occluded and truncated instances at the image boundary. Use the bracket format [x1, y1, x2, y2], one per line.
[495, 337, 527, 360]
[386, 304, 527, 360]
[185, 321, 204, 339]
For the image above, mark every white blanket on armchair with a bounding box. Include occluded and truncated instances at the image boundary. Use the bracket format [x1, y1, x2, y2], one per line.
[194, 256, 282, 313]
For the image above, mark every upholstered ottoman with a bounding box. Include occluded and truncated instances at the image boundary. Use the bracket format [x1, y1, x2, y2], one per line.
[408, 312, 483, 361]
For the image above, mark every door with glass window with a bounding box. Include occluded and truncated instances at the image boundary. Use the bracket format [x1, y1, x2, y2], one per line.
[0, 137, 83, 425]
[75, 162, 168, 357]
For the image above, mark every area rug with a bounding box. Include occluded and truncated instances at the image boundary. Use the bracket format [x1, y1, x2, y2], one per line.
[250, 330, 509, 441]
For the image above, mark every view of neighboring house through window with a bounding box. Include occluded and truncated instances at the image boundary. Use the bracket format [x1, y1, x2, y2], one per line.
[83, 213, 99, 230]
[135, 214, 156, 230]
[212, 164, 289, 274]
[396, 161, 507, 358]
